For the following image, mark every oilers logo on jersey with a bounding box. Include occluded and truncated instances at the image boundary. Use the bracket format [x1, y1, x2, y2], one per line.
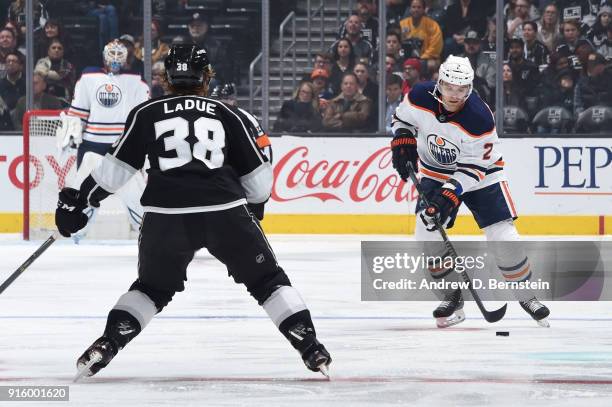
[96, 83, 122, 107]
[426, 135, 459, 165]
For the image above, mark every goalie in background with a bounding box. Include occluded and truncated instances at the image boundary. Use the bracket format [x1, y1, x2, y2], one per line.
[56, 39, 150, 241]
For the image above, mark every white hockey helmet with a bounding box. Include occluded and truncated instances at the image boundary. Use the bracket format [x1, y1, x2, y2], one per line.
[436, 55, 474, 101]
[103, 39, 128, 73]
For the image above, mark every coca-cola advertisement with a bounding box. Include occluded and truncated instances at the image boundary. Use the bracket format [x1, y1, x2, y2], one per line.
[268, 136, 418, 214]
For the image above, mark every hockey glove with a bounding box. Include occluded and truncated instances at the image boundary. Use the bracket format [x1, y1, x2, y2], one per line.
[419, 186, 461, 231]
[390, 132, 418, 181]
[248, 202, 265, 221]
[55, 188, 90, 237]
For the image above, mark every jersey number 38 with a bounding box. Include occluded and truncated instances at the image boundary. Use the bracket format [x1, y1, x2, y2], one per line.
[154, 116, 225, 171]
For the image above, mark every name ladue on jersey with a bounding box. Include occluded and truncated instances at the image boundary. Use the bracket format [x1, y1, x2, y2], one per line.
[163, 99, 216, 114]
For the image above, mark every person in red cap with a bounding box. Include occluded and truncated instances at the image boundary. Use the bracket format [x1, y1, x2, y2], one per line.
[310, 68, 334, 101]
[402, 58, 422, 95]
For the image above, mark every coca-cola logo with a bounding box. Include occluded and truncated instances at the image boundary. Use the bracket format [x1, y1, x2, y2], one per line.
[272, 146, 417, 203]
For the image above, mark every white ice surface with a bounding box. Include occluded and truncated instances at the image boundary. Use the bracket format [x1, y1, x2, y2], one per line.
[1, 234, 611, 407]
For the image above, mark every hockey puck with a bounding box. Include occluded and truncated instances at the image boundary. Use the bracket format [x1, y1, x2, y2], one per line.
[496, 331, 509, 336]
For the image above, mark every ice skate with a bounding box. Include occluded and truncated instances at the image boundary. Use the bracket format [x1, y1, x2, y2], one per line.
[301, 337, 332, 379]
[433, 289, 465, 328]
[519, 297, 550, 327]
[74, 336, 119, 381]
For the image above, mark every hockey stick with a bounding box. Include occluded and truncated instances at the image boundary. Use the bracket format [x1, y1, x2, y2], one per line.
[0, 232, 60, 295]
[406, 163, 507, 323]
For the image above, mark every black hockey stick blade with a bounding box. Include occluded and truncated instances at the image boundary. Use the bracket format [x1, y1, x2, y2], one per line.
[0, 232, 59, 295]
[482, 302, 507, 323]
[405, 162, 508, 323]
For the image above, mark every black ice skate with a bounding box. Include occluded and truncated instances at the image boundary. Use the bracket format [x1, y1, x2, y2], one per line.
[73, 336, 119, 382]
[433, 289, 465, 328]
[300, 337, 332, 379]
[519, 297, 550, 327]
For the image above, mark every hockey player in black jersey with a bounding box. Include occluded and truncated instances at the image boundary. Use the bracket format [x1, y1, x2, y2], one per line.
[55, 44, 331, 380]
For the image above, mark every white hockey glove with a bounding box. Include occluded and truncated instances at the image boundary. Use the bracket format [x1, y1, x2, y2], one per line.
[55, 112, 83, 152]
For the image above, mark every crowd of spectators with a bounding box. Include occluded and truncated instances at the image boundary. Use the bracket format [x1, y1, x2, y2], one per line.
[0, 0, 252, 132]
[276, 0, 612, 134]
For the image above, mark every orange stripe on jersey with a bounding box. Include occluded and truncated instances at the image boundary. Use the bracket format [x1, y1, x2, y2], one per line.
[495, 159, 505, 166]
[68, 110, 88, 118]
[503, 265, 530, 280]
[501, 181, 517, 217]
[420, 167, 450, 181]
[86, 126, 125, 131]
[408, 103, 495, 139]
[256, 134, 271, 148]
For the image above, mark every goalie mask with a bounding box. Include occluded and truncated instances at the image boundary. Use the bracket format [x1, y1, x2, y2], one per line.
[432, 55, 474, 107]
[103, 40, 128, 74]
[164, 44, 211, 88]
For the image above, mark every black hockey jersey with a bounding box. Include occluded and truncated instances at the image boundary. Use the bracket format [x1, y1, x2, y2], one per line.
[79, 95, 272, 213]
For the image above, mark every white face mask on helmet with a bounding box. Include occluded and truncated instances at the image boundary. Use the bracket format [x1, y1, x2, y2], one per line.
[103, 40, 128, 74]
[432, 55, 474, 106]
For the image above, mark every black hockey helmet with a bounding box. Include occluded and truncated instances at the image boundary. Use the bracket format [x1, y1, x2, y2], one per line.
[164, 44, 210, 88]
[220, 82, 235, 98]
[209, 84, 222, 98]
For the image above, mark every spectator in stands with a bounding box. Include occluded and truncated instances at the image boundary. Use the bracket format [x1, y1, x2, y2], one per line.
[460, 30, 495, 105]
[523, 21, 550, 68]
[442, 0, 487, 58]
[356, 0, 379, 45]
[313, 52, 334, 76]
[507, 0, 534, 39]
[274, 81, 322, 133]
[310, 68, 334, 101]
[399, 0, 443, 71]
[135, 20, 170, 65]
[34, 38, 75, 105]
[13, 72, 62, 130]
[0, 28, 23, 79]
[540, 51, 574, 92]
[385, 74, 403, 135]
[423, 0, 446, 23]
[385, 53, 402, 76]
[0, 51, 24, 111]
[8, 0, 47, 32]
[151, 61, 165, 98]
[323, 72, 372, 132]
[574, 52, 612, 115]
[86, 1, 119, 52]
[481, 16, 498, 52]
[329, 38, 357, 96]
[556, 20, 581, 58]
[387, 0, 409, 25]
[119, 34, 144, 78]
[187, 12, 229, 81]
[34, 19, 73, 61]
[587, 6, 611, 59]
[555, 0, 602, 27]
[504, 0, 540, 22]
[537, 3, 561, 53]
[354, 62, 378, 130]
[502, 62, 524, 106]
[539, 67, 577, 115]
[575, 39, 595, 74]
[401, 57, 421, 94]
[507, 38, 540, 97]
[334, 13, 374, 62]
[354, 62, 378, 103]
[386, 31, 404, 63]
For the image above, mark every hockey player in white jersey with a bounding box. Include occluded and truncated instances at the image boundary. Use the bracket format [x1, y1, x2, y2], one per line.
[390, 55, 550, 328]
[55, 39, 150, 240]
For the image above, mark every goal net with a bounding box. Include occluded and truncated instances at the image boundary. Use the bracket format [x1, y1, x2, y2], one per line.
[23, 110, 137, 240]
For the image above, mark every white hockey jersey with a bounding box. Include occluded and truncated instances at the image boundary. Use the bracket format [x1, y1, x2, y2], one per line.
[68, 68, 150, 144]
[392, 81, 505, 194]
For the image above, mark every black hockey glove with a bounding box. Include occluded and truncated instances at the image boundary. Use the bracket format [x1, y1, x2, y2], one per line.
[419, 186, 461, 231]
[55, 188, 89, 237]
[248, 202, 265, 221]
[390, 132, 418, 181]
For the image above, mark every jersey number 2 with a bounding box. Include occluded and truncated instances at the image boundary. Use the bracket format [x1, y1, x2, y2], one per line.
[154, 116, 225, 171]
[482, 143, 493, 160]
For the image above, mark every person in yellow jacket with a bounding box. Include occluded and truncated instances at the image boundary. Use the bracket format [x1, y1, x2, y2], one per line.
[399, 0, 443, 67]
